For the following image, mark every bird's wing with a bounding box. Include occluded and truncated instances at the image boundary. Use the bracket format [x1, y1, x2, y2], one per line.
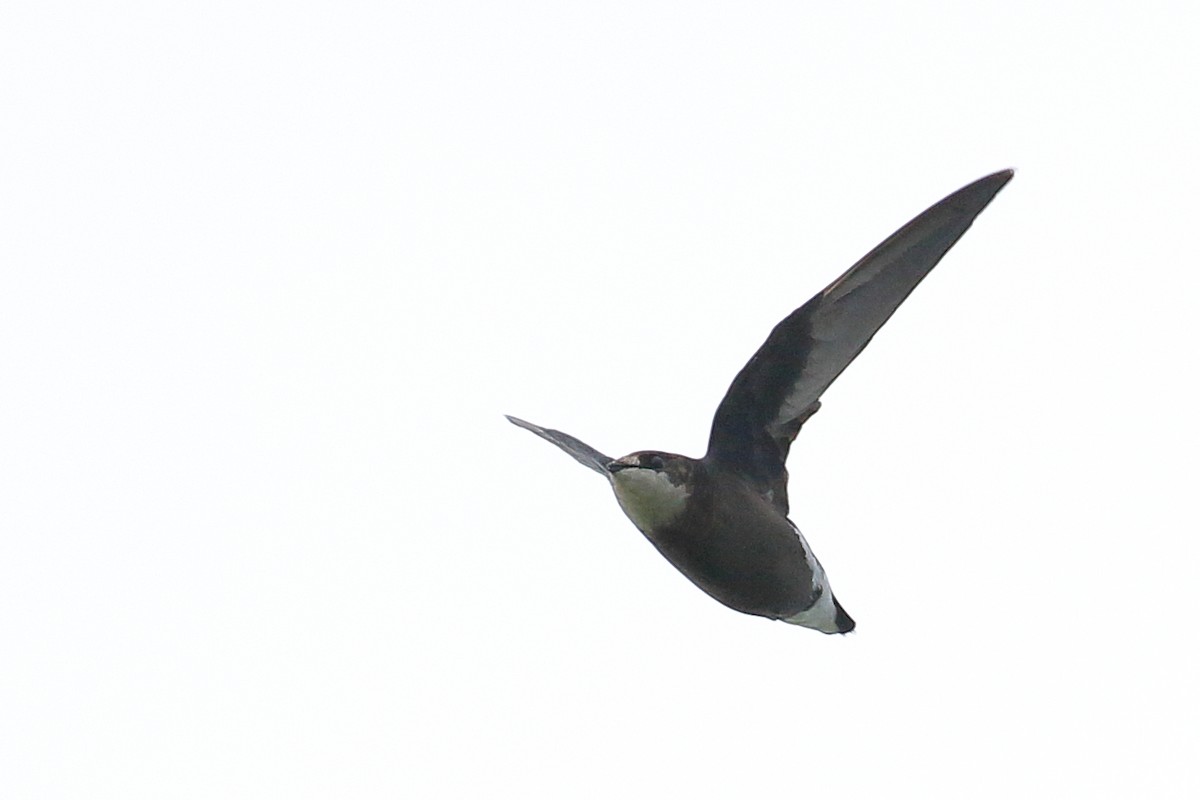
[506, 415, 613, 476]
[705, 170, 1013, 513]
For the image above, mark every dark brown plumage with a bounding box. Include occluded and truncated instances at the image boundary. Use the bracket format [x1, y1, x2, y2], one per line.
[508, 170, 1013, 633]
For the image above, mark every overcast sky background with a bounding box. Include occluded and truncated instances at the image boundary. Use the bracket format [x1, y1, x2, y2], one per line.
[3, 2, 1198, 797]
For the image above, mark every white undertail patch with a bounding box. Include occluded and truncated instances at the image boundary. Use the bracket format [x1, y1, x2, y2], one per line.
[781, 522, 842, 633]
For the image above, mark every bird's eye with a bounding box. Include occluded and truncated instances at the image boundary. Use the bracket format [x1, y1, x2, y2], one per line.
[647, 455, 666, 470]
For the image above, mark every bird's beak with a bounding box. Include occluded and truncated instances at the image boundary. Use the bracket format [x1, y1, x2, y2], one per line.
[606, 460, 634, 474]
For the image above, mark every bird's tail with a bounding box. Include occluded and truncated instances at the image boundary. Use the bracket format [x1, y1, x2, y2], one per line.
[832, 596, 856, 634]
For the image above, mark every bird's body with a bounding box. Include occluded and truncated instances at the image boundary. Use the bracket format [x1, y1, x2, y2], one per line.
[609, 455, 848, 632]
[508, 170, 1012, 633]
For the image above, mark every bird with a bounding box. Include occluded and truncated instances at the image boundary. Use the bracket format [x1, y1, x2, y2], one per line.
[507, 170, 1012, 633]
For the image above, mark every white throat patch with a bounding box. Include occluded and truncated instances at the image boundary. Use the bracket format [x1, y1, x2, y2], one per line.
[610, 469, 690, 532]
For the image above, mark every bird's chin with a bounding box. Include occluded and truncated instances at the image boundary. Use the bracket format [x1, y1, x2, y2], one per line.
[610, 468, 689, 531]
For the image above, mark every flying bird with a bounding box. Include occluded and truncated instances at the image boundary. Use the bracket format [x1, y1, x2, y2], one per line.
[507, 170, 1012, 633]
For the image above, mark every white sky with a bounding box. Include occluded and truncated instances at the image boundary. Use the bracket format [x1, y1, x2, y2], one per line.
[3, 2, 1198, 797]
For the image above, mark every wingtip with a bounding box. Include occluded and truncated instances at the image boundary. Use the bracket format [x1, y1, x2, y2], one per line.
[505, 414, 538, 433]
[944, 168, 1015, 216]
[971, 168, 1015, 192]
[990, 167, 1016, 185]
